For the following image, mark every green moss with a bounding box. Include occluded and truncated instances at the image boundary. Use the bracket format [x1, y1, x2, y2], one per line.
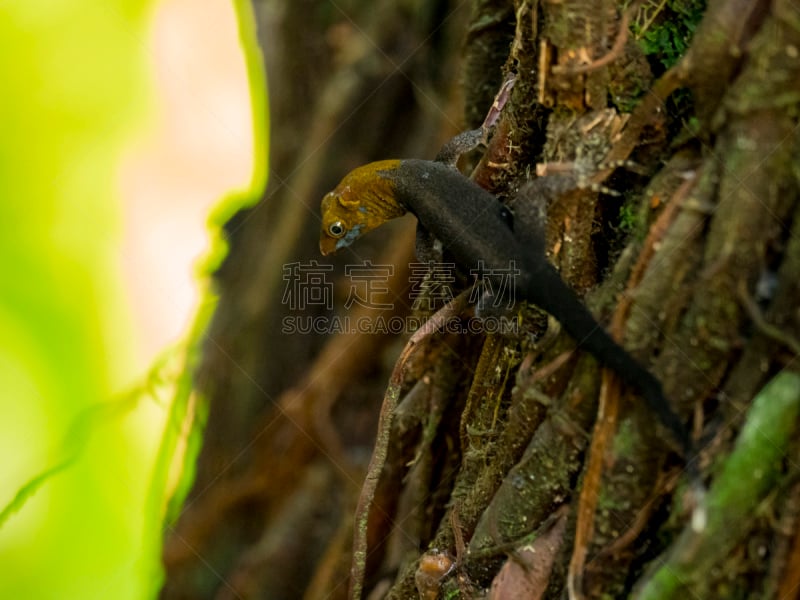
[612, 417, 638, 456]
[443, 587, 461, 600]
[633, 0, 706, 70]
[618, 201, 638, 234]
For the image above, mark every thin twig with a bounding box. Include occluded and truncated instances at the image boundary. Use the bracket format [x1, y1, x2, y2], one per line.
[552, 9, 631, 75]
[349, 292, 470, 600]
[567, 173, 693, 598]
[567, 372, 621, 600]
[737, 280, 800, 356]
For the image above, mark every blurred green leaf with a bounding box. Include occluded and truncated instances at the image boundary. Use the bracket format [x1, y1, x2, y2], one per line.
[0, 1, 267, 598]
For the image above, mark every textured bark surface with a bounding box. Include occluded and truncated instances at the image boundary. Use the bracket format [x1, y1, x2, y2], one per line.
[160, 1, 800, 598]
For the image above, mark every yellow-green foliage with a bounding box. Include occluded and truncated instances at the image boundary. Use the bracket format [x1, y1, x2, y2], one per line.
[0, 2, 267, 599]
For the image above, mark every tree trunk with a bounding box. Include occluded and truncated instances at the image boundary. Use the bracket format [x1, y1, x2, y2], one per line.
[160, 0, 800, 598]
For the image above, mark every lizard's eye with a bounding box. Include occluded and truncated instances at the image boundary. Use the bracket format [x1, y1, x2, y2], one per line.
[328, 221, 346, 238]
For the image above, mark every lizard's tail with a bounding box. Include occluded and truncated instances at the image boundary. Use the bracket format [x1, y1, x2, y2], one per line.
[523, 263, 691, 455]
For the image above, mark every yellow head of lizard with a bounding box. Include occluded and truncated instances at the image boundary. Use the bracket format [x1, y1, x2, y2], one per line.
[319, 159, 407, 255]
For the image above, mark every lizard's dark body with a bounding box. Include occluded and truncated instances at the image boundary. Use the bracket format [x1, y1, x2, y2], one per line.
[320, 158, 689, 453]
[384, 160, 688, 451]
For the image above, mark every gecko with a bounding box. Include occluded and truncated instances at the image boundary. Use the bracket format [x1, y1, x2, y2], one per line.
[318, 139, 690, 455]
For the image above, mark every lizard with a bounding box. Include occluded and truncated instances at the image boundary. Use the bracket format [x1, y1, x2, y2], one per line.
[318, 135, 691, 456]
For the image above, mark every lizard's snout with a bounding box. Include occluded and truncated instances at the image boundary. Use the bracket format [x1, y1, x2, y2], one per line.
[319, 235, 338, 256]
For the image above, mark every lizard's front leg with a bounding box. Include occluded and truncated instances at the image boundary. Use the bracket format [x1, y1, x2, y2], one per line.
[414, 223, 442, 264]
[434, 128, 485, 167]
